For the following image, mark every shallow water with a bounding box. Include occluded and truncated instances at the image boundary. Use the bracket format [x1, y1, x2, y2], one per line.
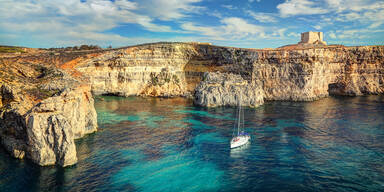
[1, 95, 384, 192]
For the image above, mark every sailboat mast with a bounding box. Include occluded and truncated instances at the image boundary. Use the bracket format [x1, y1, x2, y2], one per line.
[237, 93, 242, 135]
[237, 104, 240, 135]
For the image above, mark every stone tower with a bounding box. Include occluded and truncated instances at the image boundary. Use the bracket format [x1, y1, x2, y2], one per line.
[298, 31, 327, 45]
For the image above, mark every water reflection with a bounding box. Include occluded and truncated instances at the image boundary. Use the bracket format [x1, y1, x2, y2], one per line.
[230, 142, 251, 158]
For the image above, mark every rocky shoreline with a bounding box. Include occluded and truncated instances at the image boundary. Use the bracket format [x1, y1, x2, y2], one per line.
[0, 42, 383, 166]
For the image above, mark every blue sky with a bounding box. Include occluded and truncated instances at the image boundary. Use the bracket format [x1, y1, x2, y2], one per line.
[0, 0, 383, 48]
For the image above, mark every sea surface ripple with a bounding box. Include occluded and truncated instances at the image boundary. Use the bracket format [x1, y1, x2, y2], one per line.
[1, 95, 383, 192]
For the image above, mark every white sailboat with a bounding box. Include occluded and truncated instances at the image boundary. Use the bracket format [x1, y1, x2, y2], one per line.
[230, 95, 250, 149]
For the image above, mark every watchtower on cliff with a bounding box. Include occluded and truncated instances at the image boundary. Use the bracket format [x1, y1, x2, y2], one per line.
[298, 31, 327, 45]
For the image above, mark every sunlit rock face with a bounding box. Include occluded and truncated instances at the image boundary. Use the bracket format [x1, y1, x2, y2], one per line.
[0, 59, 97, 167]
[75, 43, 259, 98]
[194, 72, 264, 107]
[26, 86, 97, 166]
[254, 46, 384, 100]
[253, 48, 337, 101]
[75, 43, 195, 97]
[0, 85, 97, 167]
[77, 43, 383, 104]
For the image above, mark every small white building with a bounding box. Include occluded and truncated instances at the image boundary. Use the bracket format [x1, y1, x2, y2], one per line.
[298, 31, 327, 45]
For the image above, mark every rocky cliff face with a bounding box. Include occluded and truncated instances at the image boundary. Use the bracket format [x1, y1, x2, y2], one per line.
[75, 44, 196, 97]
[194, 72, 264, 107]
[75, 43, 383, 105]
[26, 86, 97, 166]
[0, 85, 97, 167]
[0, 58, 97, 167]
[254, 46, 384, 101]
[75, 43, 259, 97]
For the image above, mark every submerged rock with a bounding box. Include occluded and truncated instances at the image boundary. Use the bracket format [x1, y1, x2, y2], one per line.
[194, 72, 264, 107]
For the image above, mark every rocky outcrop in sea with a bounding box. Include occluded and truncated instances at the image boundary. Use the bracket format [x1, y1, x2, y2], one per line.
[0, 60, 97, 167]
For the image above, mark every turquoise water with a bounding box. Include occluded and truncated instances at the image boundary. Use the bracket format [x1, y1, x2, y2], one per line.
[1, 95, 384, 191]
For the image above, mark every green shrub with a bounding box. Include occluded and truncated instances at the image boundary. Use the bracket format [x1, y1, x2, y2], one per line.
[0, 46, 25, 53]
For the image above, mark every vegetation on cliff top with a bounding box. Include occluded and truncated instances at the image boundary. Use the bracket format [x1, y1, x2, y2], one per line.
[0, 46, 25, 53]
[44, 44, 102, 52]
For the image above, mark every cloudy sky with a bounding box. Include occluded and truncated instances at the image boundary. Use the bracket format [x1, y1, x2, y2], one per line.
[1, 0, 383, 48]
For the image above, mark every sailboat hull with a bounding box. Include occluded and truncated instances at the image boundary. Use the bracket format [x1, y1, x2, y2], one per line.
[230, 135, 250, 149]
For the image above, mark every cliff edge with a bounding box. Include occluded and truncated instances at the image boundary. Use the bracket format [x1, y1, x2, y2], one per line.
[73, 43, 383, 103]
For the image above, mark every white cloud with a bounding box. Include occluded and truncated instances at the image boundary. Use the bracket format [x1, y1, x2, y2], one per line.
[181, 17, 267, 40]
[0, 0, 382, 48]
[138, 0, 204, 21]
[222, 5, 237, 10]
[207, 10, 223, 18]
[277, 0, 384, 20]
[272, 28, 287, 38]
[325, 0, 384, 12]
[330, 28, 384, 40]
[328, 31, 337, 39]
[313, 25, 322, 30]
[0, 0, 176, 47]
[135, 17, 172, 32]
[368, 21, 383, 29]
[288, 32, 300, 37]
[330, 3, 384, 29]
[181, 22, 220, 38]
[115, 0, 138, 10]
[0, 0, 172, 32]
[247, 11, 278, 23]
[276, 0, 384, 43]
[277, 0, 328, 17]
[221, 17, 266, 38]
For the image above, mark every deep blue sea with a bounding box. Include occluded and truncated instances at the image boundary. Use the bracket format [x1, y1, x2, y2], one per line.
[1, 95, 384, 192]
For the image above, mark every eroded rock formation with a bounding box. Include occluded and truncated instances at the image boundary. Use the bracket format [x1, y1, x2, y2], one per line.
[194, 72, 264, 107]
[0, 57, 97, 167]
[0, 85, 97, 166]
[75, 43, 383, 104]
[140, 68, 184, 97]
[26, 86, 97, 166]
[255, 46, 384, 100]
[75, 44, 195, 96]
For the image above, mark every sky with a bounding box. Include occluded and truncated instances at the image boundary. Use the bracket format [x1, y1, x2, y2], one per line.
[0, 0, 384, 48]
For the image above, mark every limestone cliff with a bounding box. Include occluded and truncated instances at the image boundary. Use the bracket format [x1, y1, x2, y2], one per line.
[75, 44, 195, 96]
[26, 86, 97, 166]
[0, 56, 97, 167]
[254, 46, 384, 100]
[0, 85, 97, 166]
[140, 68, 184, 97]
[194, 72, 264, 107]
[74, 43, 383, 104]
